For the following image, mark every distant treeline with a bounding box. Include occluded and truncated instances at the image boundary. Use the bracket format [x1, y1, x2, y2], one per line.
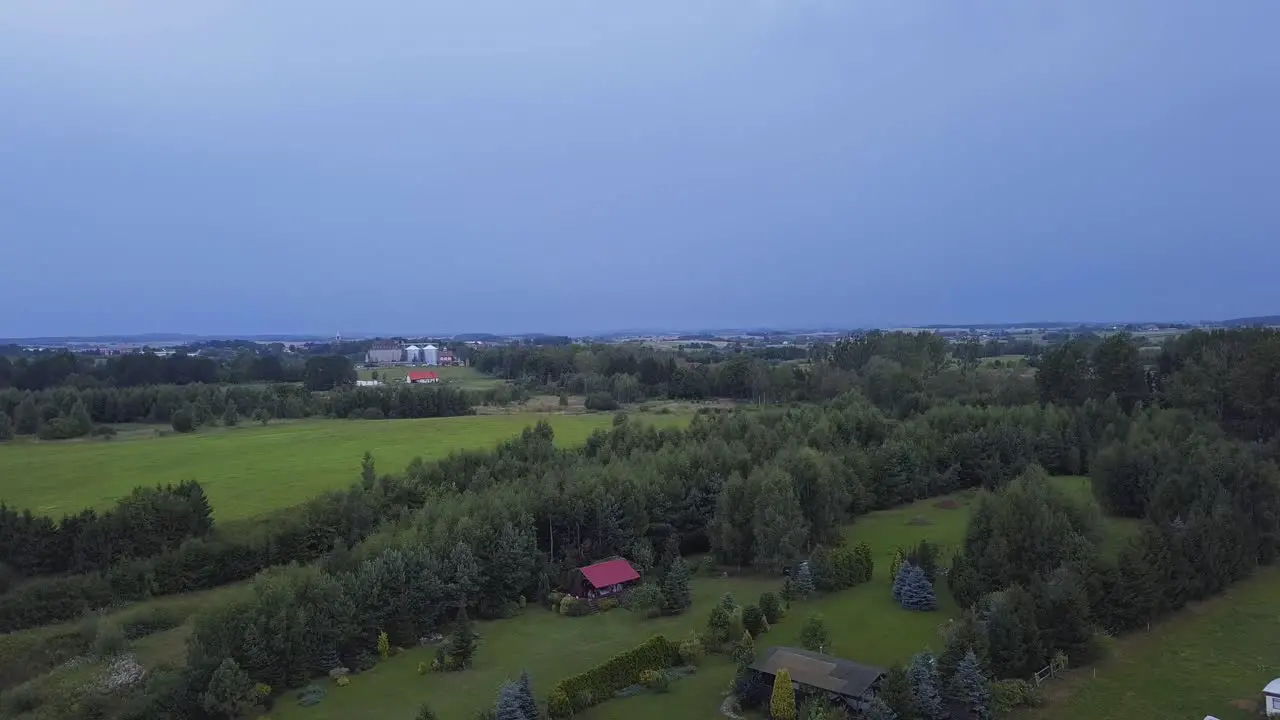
[0, 383, 475, 441]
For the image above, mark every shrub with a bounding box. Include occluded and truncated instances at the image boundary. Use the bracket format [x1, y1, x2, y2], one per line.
[758, 592, 782, 624]
[91, 618, 127, 658]
[741, 604, 766, 636]
[639, 669, 670, 693]
[1, 683, 43, 716]
[706, 605, 733, 648]
[548, 636, 680, 717]
[699, 555, 718, 575]
[598, 598, 619, 612]
[800, 613, 829, 652]
[120, 606, 184, 639]
[991, 679, 1044, 714]
[733, 668, 771, 710]
[171, 406, 196, 433]
[336, 676, 350, 687]
[559, 595, 590, 617]
[626, 583, 664, 619]
[678, 632, 705, 665]
[296, 684, 327, 707]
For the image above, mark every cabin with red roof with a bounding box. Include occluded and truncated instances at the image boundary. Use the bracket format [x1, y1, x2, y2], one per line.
[406, 371, 439, 384]
[568, 557, 641, 599]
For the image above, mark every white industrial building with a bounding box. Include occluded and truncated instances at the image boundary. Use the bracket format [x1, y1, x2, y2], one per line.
[422, 344, 439, 366]
[404, 344, 422, 363]
[365, 340, 403, 364]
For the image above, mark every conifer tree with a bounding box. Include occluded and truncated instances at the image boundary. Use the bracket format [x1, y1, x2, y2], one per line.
[69, 400, 92, 436]
[719, 592, 738, 612]
[448, 610, 479, 669]
[878, 664, 913, 720]
[732, 630, 756, 670]
[661, 556, 692, 614]
[416, 704, 440, 720]
[862, 697, 898, 720]
[758, 591, 782, 624]
[517, 670, 539, 720]
[496, 680, 529, 720]
[793, 560, 815, 599]
[800, 613, 830, 652]
[891, 562, 911, 602]
[898, 565, 937, 611]
[707, 604, 733, 647]
[947, 650, 993, 720]
[361, 451, 377, 488]
[222, 401, 239, 427]
[201, 657, 257, 719]
[907, 652, 946, 720]
[770, 668, 797, 720]
[0, 411, 12, 441]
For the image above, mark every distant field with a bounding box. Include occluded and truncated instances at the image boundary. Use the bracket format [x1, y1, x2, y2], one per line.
[0, 414, 689, 520]
[356, 364, 505, 390]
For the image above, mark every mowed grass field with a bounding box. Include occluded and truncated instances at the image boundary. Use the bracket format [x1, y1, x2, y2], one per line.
[357, 364, 505, 391]
[0, 414, 688, 520]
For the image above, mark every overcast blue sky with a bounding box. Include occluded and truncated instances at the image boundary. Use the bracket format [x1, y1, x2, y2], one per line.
[2, 1, 1278, 337]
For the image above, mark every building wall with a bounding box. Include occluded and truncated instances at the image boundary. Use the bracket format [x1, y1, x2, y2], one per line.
[366, 348, 403, 364]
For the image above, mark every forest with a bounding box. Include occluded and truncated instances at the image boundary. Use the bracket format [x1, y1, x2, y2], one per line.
[0, 328, 1277, 719]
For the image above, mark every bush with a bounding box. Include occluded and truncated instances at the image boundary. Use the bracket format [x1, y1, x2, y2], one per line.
[800, 613, 829, 652]
[742, 605, 766, 636]
[758, 592, 782, 624]
[991, 679, 1044, 714]
[625, 583, 664, 619]
[699, 555, 718, 575]
[584, 393, 620, 411]
[678, 632, 705, 665]
[639, 668, 670, 693]
[548, 636, 680, 717]
[1, 683, 43, 716]
[296, 684, 327, 707]
[598, 598, 619, 612]
[120, 606, 184, 639]
[170, 407, 196, 433]
[733, 669, 771, 710]
[559, 595, 590, 617]
[92, 618, 127, 658]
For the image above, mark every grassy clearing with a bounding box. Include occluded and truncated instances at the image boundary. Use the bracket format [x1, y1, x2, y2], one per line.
[357, 365, 505, 390]
[1021, 566, 1280, 720]
[0, 414, 688, 521]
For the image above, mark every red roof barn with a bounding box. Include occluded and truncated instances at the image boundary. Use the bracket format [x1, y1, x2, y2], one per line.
[569, 558, 641, 598]
[406, 371, 440, 384]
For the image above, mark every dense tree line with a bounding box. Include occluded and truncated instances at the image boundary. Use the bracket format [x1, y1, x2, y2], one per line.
[0, 383, 473, 441]
[0, 350, 316, 390]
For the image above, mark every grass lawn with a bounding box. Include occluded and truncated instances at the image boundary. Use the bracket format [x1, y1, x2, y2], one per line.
[1020, 566, 1280, 720]
[0, 414, 688, 521]
[357, 365, 505, 391]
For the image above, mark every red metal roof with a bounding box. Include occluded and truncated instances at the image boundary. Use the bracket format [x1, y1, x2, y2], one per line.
[579, 558, 640, 589]
[407, 371, 439, 381]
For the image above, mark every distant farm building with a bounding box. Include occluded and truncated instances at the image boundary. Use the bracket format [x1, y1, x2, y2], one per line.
[406, 371, 439, 384]
[749, 646, 885, 714]
[438, 350, 456, 365]
[568, 558, 641, 599]
[404, 344, 422, 363]
[355, 379, 382, 387]
[365, 340, 403, 364]
[422, 344, 439, 366]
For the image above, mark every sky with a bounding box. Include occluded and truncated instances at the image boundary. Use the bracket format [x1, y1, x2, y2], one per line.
[2, 1, 1278, 337]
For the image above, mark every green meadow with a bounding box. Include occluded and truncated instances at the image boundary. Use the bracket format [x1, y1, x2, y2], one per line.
[0, 413, 687, 520]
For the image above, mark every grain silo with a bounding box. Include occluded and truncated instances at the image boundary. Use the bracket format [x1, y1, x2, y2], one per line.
[404, 345, 422, 363]
[422, 344, 439, 366]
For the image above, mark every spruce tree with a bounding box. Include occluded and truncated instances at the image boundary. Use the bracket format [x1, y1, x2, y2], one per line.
[742, 604, 766, 636]
[416, 705, 439, 720]
[661, 556, 692, 614]
[898, 565, 937, 611]
[496, 680, 529, 720]
[0, 411, 11, 441]
[793, 560, 815, 599]
[517, 670, 539, 720]
[907, 652, 946, 720]
[707, 605, 733, 646]
[361, 451, 377, 488]
[947, 650, 993, 720]
[770, 668, 797, 720]
[984, 585, 1043, 679]
[891, 562, 911, 602]
[448, 610, 478, 669]
[719, 592, 738, 613]
[758, 591, 782, 624]
[799, 613, 830, 652]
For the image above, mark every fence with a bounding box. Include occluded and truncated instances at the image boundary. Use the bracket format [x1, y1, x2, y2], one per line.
[1033, 655, 1068, 687]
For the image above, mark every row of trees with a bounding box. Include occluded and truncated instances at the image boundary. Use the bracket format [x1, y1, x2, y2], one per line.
[0, 383, 475, 441]
[0, 481, 212, 581]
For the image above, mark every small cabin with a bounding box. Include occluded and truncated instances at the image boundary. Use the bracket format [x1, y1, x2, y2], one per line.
[568, 558, 641, 599]
[1265, 678, 1280, 717]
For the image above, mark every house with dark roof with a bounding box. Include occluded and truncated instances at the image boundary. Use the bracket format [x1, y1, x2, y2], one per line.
[750, 646, 885, 713]
[568, 558, 641, 598]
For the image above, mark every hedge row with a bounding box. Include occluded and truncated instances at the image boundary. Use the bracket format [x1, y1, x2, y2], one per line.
[548, 635, 681, 717]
